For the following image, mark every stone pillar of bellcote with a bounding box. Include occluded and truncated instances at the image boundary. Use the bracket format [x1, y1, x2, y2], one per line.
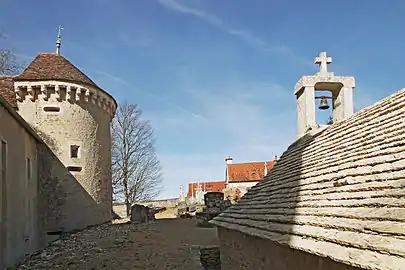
[296, 86, 316, 138]
[333, 86, 354, 123]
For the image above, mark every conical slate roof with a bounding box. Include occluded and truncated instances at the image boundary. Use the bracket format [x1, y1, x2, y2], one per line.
[15, 53, 99, 89]
[13, 52, 116, 107]
[212, 88, 405, 269]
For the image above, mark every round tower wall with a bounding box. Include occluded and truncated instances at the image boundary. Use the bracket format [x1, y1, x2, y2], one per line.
[14, 81, 116, 226]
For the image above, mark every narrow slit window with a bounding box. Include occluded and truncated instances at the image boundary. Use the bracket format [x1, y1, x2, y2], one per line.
[26, 157, 31, 180]
[43, 106, 60, 112]
[67, 166, 82, 172]
[1, 141, 6, 181]
[70, 145, 79, 158]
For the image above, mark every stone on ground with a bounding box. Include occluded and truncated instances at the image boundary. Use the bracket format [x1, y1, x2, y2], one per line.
[10, 219, 218, 270]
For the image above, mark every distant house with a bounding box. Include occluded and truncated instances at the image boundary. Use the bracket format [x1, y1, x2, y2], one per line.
[187, 181, 226, 203]
[224, 156, 277, 197]
[188, 181, 226, 197]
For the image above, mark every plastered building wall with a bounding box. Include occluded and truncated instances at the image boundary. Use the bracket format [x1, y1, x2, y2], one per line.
[217, 228, 362, 270]
[15, 82, 115, 226]
[0, 104, 38, 268]
[226, 181, 258, 197]
[0, 97, 111, 267]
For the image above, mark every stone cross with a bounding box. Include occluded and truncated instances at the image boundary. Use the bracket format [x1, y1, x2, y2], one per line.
[314, 52, 332, 75]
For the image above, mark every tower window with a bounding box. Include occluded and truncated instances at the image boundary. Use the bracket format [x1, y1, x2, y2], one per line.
[1, 141, 6, 183]
[43, 106, 60, 112]
[27, 157, 31, 180]
[70, 145, 80, 158]
[67, 166, 82, 172]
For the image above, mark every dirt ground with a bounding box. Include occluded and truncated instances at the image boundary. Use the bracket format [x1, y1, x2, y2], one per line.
[10, 218, 219, 270]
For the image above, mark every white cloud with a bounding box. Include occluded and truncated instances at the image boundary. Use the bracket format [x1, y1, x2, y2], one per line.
[155, 82, 297, 198]
[156, 0, 312, 66]
[87, 68, 208, 121]
[157, 0, 225, 28]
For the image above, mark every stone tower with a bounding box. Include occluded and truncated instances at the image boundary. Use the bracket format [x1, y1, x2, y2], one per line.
[295, 52, 355, 138]
[13, 52, 116, 223]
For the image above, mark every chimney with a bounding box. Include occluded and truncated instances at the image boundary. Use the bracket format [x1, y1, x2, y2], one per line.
[225, 156, 233, 164]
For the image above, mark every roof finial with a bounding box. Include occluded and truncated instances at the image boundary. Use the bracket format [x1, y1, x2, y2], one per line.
[56, 25, 64, 56]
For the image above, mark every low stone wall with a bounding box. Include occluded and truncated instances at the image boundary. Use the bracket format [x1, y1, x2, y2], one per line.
[217, 227, 362, 270]
[138, 198, 179, 208]
[112, 204, 128, 218]
[130, 204, 161, 223]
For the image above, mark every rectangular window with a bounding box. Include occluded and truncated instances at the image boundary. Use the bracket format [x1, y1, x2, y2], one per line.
[26, 157, 31, 180]
[67, 166, 82, 172]
[70, 145, 79, 158]
[43, 106, 60, 112]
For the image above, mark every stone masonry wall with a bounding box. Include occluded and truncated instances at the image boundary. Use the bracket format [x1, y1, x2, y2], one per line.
[37, 143, 110, 238]
[139, 198, 179, 208]
[17, 84, 113, 223]
[217, 227, 363, 270]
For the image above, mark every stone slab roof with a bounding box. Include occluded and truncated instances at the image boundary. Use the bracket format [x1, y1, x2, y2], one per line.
[0, 75, 17, 108]
[14, 53, 99, 89]
[212, 88, 405, 270]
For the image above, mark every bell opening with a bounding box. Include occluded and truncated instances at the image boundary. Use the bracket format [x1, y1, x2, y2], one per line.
[319, 97, 330, 110]
[315, 91, 333, 126]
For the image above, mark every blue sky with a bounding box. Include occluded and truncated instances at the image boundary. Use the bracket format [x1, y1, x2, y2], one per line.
[1, 0, 405, 198]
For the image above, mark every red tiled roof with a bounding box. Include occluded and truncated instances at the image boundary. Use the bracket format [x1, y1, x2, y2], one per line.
[227, 161, 276, 182]
[187, 181, 226, 197]
[0, 75, 17, 108]
[14, 53, 99, 89]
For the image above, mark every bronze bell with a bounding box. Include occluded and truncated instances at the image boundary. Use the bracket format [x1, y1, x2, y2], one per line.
[319, 97, 330, 110]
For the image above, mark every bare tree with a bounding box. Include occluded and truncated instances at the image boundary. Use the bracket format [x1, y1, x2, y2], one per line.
[0, 32, 23, 75]
[111, 103, 163, 216]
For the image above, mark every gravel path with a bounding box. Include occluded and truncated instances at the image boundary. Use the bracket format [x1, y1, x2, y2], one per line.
[10, 219, 219, 270]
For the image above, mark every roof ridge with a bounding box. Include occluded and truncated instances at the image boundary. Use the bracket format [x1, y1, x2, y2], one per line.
[328, 88, 405, 129]
[229, 161, 276, 165]
[276, 88, 404, 158]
